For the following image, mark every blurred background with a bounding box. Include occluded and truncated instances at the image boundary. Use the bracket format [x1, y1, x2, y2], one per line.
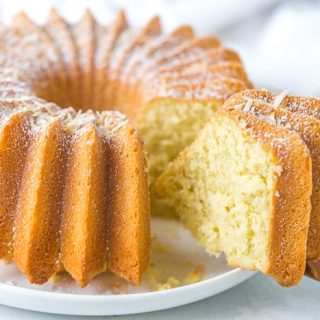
[0, 0, 319, 96]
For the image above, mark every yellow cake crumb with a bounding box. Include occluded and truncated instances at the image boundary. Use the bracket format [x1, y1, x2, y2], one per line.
[183, 265, 204, 285]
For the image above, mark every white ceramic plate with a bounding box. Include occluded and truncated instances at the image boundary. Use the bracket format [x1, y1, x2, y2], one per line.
[0, 218, 255, 316]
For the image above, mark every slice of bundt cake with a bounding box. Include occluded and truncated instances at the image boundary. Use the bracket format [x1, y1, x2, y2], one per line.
[0, 102, 150, 287]
[225, 89, 320, 281]
[225, 89, 320, 262]
[156, 108, 312, 286]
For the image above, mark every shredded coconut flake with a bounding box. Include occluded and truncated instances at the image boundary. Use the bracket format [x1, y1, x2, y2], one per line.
[273, 89, 291, 109]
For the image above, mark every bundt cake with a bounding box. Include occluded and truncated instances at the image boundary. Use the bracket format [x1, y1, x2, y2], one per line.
[3, 8, 251, 216]
[156, 103, 312, 286]
[0, 8, 250, 286]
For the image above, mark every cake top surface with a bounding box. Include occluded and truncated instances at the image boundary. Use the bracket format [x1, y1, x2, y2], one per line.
[0, 9, 252, 117]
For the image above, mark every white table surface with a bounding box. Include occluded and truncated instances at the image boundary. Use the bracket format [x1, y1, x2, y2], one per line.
[0, 274, 319, 319]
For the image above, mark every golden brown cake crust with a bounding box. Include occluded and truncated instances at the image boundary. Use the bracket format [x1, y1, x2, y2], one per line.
[0, 109, 31, 261]
[107, 125, 150, 284]
[60, 126, 109, 287]
[306, 259, 320, 280]
[12, 11, 68, 105]
[71, 9, 96, 110]
[14, 119, 67, 284]
[45, 8, 80, 106]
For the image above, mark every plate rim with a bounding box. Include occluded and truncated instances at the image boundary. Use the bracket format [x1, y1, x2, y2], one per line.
[0, 268, 256, 315]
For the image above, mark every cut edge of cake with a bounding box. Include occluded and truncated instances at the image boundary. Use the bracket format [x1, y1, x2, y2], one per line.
[156, 108, 312, 286]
